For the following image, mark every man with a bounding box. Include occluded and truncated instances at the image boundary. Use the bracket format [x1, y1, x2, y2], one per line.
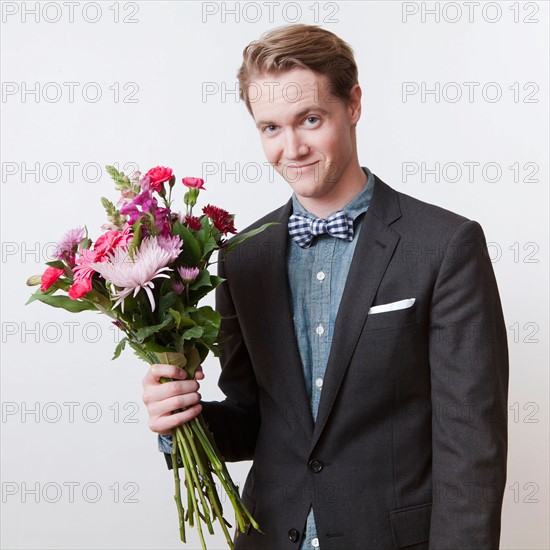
[142, 24, 508, 549]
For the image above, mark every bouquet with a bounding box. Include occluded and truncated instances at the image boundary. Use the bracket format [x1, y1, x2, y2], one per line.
[26, 165, 271, 549]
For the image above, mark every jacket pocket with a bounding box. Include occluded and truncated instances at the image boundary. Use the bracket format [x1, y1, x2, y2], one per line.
[389, 501, 431, 548]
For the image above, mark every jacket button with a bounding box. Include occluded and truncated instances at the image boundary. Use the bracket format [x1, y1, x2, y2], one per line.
[308, 459, 323, 473]
[288, 528, 300, 542]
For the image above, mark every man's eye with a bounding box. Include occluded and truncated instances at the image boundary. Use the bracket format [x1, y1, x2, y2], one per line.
[263, 125, 278, 134]
[305, 116, 320, 126]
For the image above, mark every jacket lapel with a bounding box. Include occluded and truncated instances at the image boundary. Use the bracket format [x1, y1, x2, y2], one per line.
[310, 176, 402, 453]
[259, 201, 315, 441]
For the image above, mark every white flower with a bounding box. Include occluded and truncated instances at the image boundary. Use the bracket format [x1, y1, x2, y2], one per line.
[91, 236, 182, 312]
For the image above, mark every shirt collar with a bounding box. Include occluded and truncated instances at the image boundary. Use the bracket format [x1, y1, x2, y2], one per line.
[291, 166, 375, 222]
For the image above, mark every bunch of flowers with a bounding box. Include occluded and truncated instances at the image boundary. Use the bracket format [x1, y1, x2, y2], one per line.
[26, 165, 271, 549]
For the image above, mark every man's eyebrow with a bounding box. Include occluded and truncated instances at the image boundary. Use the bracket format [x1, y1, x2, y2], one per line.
[254, 106, 330, 128]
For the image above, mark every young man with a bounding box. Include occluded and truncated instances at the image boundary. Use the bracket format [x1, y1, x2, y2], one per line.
[142, 25, 508, 550]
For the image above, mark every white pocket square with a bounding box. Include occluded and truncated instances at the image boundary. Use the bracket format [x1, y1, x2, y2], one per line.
[368, 298, 416, 315]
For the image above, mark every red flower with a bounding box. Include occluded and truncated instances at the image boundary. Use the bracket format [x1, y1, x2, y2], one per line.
[145, 166, 173, 192]
[68, 278, 93, 300]
[182, 177, 206, 190]
[202, 204, 237, 235]
[40, 266, 65, 292]
[185, 215, 202, 231]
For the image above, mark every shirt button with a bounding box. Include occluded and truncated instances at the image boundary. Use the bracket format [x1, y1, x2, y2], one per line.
[312, 538, 320, 548]
[315, 324, 324, 335]
[315, 378, 323, 389]
[316, 271, 325, 281]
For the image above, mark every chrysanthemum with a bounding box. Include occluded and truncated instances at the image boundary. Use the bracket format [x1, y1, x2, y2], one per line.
[91, 236, 182, 312]
[178, 266, 200, 283]
[202, 204, 237, 235]
[54, 227, 85, 261]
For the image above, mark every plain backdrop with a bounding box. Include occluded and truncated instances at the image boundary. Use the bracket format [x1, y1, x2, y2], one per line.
[1, 1, 548, 549]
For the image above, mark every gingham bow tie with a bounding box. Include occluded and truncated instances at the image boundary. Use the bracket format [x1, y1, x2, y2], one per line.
[288, 210, 354, 248]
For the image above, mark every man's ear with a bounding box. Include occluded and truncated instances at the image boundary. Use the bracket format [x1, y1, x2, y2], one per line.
[348, 84, 362, 125]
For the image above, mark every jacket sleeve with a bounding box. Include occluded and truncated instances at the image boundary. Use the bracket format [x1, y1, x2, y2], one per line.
[428, 220, 509, 548]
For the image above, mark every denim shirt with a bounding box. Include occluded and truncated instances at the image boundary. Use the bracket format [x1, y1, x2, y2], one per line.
[160, 167, 375, 549]
[288, 166, 374, 550]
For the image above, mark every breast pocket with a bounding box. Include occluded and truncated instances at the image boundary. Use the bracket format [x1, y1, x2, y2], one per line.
[364, 300, 418, 331]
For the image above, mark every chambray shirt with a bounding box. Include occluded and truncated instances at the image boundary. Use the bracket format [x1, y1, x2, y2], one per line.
[288, 167, 374, 550]
[160, 167, 375, 549]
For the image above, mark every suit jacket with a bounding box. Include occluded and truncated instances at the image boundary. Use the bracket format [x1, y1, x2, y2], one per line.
[197, 174, 509, 550]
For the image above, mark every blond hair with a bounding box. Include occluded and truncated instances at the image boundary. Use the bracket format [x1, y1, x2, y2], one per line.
[237, 24, 359, 115]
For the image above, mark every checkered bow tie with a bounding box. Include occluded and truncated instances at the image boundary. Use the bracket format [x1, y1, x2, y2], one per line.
[288, 210, 354, 248]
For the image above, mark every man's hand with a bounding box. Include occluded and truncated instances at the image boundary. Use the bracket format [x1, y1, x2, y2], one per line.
[142, 364, 205, 435]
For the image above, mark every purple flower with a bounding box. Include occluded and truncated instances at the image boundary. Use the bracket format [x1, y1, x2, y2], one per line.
[172, 280, 184, 295]
[121, 184, 171, 236]
[178, 266, 200, 283]
[54, 227, 85, 265]
[157, 235, 183, 261]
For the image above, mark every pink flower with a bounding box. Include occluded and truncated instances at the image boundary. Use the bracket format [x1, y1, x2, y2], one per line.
[94, 227, 133, 258]
[145, 166, 173, 192]
[68, 227, 133, 300]
[54, 227, 85, 266]
[40, 267, 65, 292]
[178, 266, 200, 283]
[91, 237, 178, 312]
[182, 177, 206, 190]
[157, 235, 183, 259]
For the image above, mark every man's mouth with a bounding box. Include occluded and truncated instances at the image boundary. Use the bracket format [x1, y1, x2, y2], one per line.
[284, 161, 319, 170]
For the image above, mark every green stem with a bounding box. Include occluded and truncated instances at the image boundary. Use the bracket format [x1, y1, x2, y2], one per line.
[176, 431, 206, 550]
[171, 430, 186, 543]
[176, 428, 212, 543]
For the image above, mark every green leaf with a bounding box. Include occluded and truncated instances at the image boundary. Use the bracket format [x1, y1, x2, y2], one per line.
[26, 290, 97, 313]
[224, 222, 279, 254]
[190, 306, 221, 345]
[189, 269, 211, 291]
[181, 325, 204, 340]
[202, 236, 219, 259]
[112, 337, 128, 360]
[168, 308, 196, 331]
[45, 261, 66, 269]
[134, 317, 173, 341]
[155, 351, 187, 368]
[128, 341, 153, 364]
[183, 345, 201, 375]
[128, 218, 142, 260]
[172, 222, 201, 266]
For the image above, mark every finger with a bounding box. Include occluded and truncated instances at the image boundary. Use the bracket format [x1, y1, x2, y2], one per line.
[145, 364, 188, 384]
[149, 392, 202, 417]
[194, 368, 205, 380]
[145, 379, 200, 403]
[150, 403, 203, 433]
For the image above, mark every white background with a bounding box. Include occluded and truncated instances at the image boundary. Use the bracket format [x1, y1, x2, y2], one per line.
[1, 1, 548, 549]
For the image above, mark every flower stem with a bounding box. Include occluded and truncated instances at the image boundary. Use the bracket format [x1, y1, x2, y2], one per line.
[176, 430, 206, 550]
[171, 431, 186, 543]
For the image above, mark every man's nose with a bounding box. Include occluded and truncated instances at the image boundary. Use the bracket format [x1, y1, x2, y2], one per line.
[284, 132, 309, 160]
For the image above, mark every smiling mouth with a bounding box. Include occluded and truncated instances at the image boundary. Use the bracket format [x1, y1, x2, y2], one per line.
[285, 161, 319, 169]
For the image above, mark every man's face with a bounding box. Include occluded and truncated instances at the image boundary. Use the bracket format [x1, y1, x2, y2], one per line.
[249, 67, 361, 206]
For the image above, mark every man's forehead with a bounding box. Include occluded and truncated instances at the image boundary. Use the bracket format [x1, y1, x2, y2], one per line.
[248, 69, 336, 122]
[248, 67, 330, 97]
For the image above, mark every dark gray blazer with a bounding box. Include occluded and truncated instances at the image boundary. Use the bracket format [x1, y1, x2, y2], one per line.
[176, 174, 509, 550]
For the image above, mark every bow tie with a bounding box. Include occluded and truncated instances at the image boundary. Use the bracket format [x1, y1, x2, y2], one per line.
[288, 210, 354, 248]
